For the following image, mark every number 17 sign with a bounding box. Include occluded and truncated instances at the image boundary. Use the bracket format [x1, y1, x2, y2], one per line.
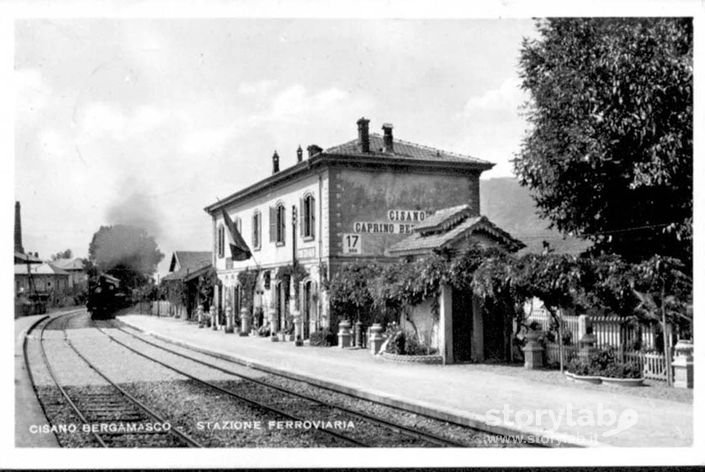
[342, 233, 362, 254]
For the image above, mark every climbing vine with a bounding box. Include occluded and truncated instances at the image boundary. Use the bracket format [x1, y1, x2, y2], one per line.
[237, 268, 260, 312]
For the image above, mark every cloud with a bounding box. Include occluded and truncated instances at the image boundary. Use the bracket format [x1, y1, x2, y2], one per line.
[79, 102, 170, 140]
[15, 68, 52, 119]
[463, 77, 526, 113]
[237, 80, 277, 96]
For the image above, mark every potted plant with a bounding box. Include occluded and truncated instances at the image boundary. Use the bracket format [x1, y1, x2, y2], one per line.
[566, 357, 602, 384]
[600, 361, 644, 387]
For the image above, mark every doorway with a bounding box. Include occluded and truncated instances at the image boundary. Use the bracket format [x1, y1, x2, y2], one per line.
[452, 288, 473, 363]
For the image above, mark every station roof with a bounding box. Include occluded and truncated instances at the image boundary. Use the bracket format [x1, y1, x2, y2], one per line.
[387, 207, 525, 257]
[14, 252, 42, 264]
[14, 263, 70, 276]
[163, 251, 213, 282]
[204, 126, 493, 214]
[50, 258, 85, 271]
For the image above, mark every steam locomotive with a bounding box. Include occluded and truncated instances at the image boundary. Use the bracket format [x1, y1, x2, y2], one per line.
[86, 273, 129, 320]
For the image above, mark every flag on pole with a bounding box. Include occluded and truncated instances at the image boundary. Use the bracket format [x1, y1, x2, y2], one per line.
[221, 208, 252, 261]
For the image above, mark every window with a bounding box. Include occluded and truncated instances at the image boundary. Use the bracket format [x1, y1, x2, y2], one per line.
[252, 211, 261, 250]
[300, 194, 316, 240]
[269, 203, 286, 245]
[234, 216, 242, 234]
[217, 225, 225, 258]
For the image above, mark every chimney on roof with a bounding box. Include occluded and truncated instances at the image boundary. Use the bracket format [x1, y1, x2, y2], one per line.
[296, 145, 303, 163]
[357, 117, 370, 153]
[382, 123, 394, 153]
[272, 150, 280, 173]
[15, 201, 24, 254]
[307, 144, 322, 158]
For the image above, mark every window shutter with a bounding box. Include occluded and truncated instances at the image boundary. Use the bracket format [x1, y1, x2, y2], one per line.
[269, 206, 276, 242]
[252, 213, 257, 248]
[299, 197, 305, 238]
[310, 196, 316, 239]
[281, 206, 286, 244]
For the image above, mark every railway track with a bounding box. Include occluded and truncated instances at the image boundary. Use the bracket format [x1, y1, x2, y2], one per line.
[26, 312, 202, 448]
[105, 323, 504, 448]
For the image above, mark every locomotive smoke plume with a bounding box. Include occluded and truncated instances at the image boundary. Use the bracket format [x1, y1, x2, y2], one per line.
[106, 182, 163, 240]
[92, 180, 165, 281]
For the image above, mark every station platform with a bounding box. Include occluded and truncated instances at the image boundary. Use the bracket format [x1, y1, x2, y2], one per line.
[118, 314, 692, 448]
[14, 313, 56, 447]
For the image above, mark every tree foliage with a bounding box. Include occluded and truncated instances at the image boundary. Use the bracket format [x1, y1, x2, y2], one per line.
[88, 224, 164, 289]
[50, 248, 73, 261]
[516, 18, 692, 266]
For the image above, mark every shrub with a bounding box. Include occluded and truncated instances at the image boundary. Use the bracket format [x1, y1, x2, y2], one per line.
[601, 362, 642, 379]
[386, 331, 405, 354]
[567, 357, 591, 376]
[384, 330, 437, 355]
[310, 328, 336, 347]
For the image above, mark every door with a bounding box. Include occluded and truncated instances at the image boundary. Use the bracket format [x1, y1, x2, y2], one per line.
[483, 298, 507, 362]
[452, 288, 474, 362]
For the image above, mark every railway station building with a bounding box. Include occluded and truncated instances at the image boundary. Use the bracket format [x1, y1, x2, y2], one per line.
[204, 118, 523, 362]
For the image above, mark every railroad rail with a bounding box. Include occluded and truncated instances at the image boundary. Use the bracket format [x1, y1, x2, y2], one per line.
[97, 326, 367, 447]
[106, 324, 487, 447]
[27, 311, 202, 448]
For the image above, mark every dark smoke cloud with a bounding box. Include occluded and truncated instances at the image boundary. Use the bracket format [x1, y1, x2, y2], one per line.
[106, 180, 163, 240]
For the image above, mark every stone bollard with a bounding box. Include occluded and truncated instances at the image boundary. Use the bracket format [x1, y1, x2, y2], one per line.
[197, 305, 204, 328]
[338, 319, 352, 348]
[224, 307, 234, 333]
[270, 311, 279, 342]
[673, 339, 694, 389]
[578, 332, 598, 362]
[369, 323, 384, 355]
[292, 310, 303, 346]
[523, 329, 544, 369]
[240, 307, 251, 336]
[209, 306, 217, 330]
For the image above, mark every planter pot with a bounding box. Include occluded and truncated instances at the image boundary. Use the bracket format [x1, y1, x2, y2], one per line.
[566, 372, 602, 384]
[600, 377, 644, 387]
[380, 352, 443, 365]
[285, 334, 295, 342]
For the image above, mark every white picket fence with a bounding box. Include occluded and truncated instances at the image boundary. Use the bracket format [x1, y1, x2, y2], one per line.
[544, 342, 668, 381]
[527, 310, 658, 350]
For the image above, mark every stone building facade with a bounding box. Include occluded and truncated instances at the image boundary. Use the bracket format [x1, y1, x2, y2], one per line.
[204, 118, 503, 341]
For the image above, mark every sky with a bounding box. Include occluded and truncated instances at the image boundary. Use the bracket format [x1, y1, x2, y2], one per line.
[14, 18, 537, 275]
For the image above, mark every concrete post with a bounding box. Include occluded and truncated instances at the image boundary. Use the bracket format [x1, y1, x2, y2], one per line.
[214, 284, 220, 329]
[672, 339, 694, 389]
[439, 284, 453, 365]
[240, 307, 251, 336]
[225, 306, 234, 333]
[292, 310, 303, 346]
[369, 323, 384, 355]
[471, 295, 484, 362]
[209, 306, 217, 330]
[523, 329, 544, 369]
[337, 319, 351, 348]
[197, 304, 204, 328]
[578, 314, 589, 340]
[578, 332, 598, 361]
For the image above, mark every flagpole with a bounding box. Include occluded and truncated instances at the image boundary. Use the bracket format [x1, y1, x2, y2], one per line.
[215, 196, 261, 272]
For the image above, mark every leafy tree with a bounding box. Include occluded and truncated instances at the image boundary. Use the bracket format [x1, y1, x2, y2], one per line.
[88, 224, 164, 290]
[50, 248, 73, 261]
[329, 261, 381, 325]
[516, 18, 692, 267]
